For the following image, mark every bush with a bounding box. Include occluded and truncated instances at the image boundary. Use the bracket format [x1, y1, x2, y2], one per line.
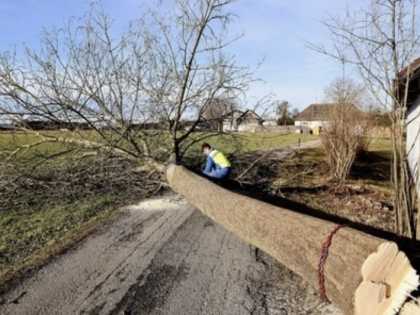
[321, 104, 371, 185]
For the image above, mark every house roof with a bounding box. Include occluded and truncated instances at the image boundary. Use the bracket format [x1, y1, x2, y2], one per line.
[0, 123, 14, 129]
[397, 57, 420, 110]
[295, 103, 360, 121]
[398, 57, 420, 79]
[237, 110, 264, 122]
[223, 109, 264, 123]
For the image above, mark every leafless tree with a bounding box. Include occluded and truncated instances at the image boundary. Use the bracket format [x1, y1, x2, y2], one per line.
[0, 0, 251, 170]
[291, 108, 300, 119]
[0, 7, 163, 172]
[134, 0, 251, 162]
[202, 96, 237, 132]
[324, 78, 366, 108]
[309, 0, 420, 238]
[321, 78, 372, 185]
[276, 100, 291, 125]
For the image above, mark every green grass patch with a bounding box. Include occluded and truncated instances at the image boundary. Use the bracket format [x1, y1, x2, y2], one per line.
[0, 196, 120, 294]
[185, 132, 317, 157]
[350, 137, 392, 189]
[367, 137, 392, 158]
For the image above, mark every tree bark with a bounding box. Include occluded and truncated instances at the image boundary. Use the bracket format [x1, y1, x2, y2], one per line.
[167, 165, 419, 315]
[417, 198, 420, 240]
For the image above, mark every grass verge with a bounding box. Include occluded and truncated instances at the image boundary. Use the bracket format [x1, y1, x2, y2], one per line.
[0, 196, 121, 295]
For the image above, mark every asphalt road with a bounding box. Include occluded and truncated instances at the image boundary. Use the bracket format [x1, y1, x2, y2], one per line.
[0, 194, 341, 315]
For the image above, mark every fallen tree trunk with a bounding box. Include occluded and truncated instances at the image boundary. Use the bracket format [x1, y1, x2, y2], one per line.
[167, 164, 419, 315]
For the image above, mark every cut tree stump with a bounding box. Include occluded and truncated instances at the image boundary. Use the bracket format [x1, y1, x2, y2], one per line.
[166, 165, 419, 315]
[400, 298, 420, 315]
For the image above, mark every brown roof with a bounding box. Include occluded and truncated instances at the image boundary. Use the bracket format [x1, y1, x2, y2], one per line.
[398, 57, 420, 79]
[397, 57, 420, 109]
[238, 110, 263, 122]
[295, 103, 360, 121]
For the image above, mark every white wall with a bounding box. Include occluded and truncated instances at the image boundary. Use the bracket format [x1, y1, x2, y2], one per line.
[238, 122, 262, 132]
[407, 100, 420, 193]
[223, 120, 262, 132]
[223, 121, 235, 132]
[263, 120, 277, 127]
[295, 121, 327, 129]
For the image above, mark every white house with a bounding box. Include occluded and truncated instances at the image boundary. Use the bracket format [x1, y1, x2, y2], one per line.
[294, 104, 328, 128]
[400, 58, 420, 193]
[294, 103, 361, 135]
[0, 119, 14, 130]
[223, 110, 264, 132]
[407, 102, 420, 192]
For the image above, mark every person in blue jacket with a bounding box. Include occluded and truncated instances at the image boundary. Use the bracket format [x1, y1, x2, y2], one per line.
[201, 143, 231, 180]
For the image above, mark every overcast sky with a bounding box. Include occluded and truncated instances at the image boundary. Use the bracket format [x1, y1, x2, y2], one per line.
[0, 0, 367, 110]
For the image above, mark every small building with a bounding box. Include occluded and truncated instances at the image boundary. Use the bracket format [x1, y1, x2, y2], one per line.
[398, 58, 420, 193]
[294, 103, 360, 134]
[222, 110, 242, 132]
[0, 122, 14, 131]
[0, 116, 16, 131]
[223, 110, 264, 132]
[262, 119, 278, 127]
[17, 120, 92, 130]
[294, 103, 332, 133]
[407, 102, 420, 193]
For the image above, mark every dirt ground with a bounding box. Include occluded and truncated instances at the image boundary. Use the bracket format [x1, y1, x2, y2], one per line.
[233, 141, 395, 235]
[0, 194, 341, 315]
